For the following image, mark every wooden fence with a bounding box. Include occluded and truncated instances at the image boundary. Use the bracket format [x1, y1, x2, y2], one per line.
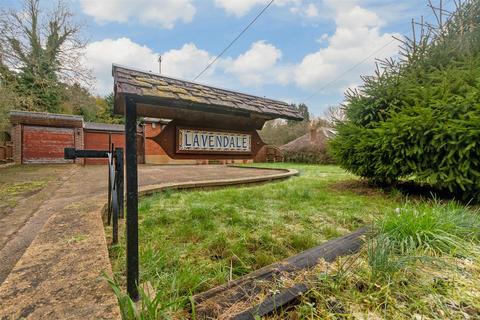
[0, 132, 13, 164]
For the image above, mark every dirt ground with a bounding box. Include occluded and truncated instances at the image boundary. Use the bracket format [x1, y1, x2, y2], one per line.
[0, 164, 290, 319]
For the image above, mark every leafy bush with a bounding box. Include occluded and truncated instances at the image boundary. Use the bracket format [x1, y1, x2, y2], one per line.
[330, 1, 480, 200]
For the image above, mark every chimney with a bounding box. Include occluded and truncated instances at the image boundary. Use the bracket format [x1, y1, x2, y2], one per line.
[310, 126, 317, 142]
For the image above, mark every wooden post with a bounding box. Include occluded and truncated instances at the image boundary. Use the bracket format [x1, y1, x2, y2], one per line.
[125, 97, 139, 301]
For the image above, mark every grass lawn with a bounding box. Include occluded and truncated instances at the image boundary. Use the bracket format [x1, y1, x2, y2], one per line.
[108, 163, 480, 319]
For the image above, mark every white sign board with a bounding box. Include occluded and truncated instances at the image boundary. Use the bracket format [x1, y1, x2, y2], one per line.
[178, 128, 251, 153]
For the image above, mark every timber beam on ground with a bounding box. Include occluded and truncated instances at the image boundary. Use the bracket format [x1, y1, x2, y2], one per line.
[192, 227, 368, 319]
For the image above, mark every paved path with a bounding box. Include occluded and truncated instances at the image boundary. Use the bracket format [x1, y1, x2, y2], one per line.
[0, 165, 73, 284]
[0, 165, 295, 320]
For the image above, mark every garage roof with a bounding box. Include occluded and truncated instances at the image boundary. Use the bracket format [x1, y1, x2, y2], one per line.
[10, 111, 83, 128]
[84, 122, 125, 132]
[112, 64, 303, 121]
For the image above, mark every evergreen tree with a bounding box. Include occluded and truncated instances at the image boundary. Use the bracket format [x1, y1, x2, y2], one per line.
[287, 103, 310, 125]
[330, 0, 480, 199]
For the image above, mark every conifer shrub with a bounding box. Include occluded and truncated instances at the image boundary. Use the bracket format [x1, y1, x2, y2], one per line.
[330, 1, 480, 200]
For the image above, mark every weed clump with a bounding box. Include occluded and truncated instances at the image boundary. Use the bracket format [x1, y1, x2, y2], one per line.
[286, 202, 480, 319]
[378, 202, 480, 255]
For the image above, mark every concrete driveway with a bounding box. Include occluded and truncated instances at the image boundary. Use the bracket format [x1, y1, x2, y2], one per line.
[0, 164, 295, 319]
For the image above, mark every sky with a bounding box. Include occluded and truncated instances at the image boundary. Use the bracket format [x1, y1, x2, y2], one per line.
[2, 0, 455, 116]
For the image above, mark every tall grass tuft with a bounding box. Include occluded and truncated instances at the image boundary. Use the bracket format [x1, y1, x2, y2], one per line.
[105, 275, 179, 320]
[367, 235, 414, 281]
[377, 202, 480, 255]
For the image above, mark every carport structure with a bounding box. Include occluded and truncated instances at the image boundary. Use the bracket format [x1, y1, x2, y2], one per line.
[112, 64, 303, 299]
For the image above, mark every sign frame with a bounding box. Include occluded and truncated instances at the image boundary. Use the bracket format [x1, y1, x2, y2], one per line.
[175, 126, 253, 155]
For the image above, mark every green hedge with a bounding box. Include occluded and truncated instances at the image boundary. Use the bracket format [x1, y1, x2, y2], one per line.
[330, 1, 480, 200]
[282, 149, 334, 164]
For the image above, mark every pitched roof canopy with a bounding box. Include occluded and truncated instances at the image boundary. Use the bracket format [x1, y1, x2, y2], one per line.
[112, 65, 303, 121]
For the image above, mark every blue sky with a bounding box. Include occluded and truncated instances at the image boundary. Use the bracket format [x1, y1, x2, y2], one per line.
[3, 0, 455, 115]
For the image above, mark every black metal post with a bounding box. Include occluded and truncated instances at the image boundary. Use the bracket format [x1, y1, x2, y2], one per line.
[111, 171, 118, 245]
[125, 97, 139, 301]
[107, 152, 112, 225]
[64, 148, 109, 159]
[116, 148, 124, 219]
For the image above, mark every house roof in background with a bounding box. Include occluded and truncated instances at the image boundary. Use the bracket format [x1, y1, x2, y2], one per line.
[280, 127, 336, 152]
[112, 64, 303, 121]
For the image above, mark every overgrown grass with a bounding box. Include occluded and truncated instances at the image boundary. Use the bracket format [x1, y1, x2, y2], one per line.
[378, 202, 480, 255]
[273, 201, 480, 319]
[108, 164, 480, 319]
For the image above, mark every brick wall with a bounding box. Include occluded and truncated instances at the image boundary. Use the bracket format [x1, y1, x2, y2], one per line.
[11, 124, 22, 164]
[22, 126, 75, 164]
[84, 131, 125, 164]
[74, 127, 84, 164]
[144, 123, 165, 156]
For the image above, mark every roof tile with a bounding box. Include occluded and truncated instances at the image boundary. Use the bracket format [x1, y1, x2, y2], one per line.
[142, 87, 178, 99]
[137, 77, 168, 86]
[166, 85, 189, 95]
[113, 65, 303, 121]
[177, 93, 211, 105]
[207, 98, 239, 109]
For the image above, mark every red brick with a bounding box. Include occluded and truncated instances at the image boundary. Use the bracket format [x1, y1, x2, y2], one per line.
[22, 126, 75, 164]
[84, 131, 125, 165]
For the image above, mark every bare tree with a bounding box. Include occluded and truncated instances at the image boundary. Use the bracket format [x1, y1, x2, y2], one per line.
[324, 105, 346, 124]
[0, 0, 92, 86]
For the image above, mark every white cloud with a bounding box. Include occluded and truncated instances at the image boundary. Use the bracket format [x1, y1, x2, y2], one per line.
[84, 1, 402, 99]
[214, 0, 302, 17]
[84, 38, 159, 94]
[84, 37, 287, 95]
[214, 0, 265, 17]
[290, 2, 319, 18]
[316, 33, 329, 44]
[79, 0, 196, 29]
[322, 0, 358, 11]
[84, 39, 217, 94]
[293, 4, 400, 92]
[224, 41, 283, 86]
[161, 43, 215, 80]
[334, 5, 384, 29]
[304, 3, 319, 17]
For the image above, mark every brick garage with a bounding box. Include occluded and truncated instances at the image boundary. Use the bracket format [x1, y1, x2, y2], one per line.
[10, 111, 84, 164]
[83, 122, 126, 165]
[9, 111, 265, 165]
[10, 111, 144, 165]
